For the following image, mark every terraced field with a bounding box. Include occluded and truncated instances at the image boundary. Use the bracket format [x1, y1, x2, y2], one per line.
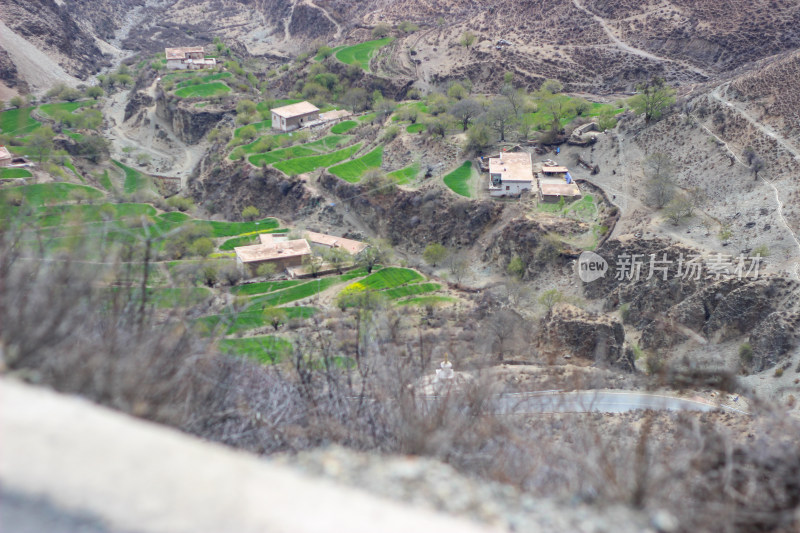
[0, 183, 104, 206]
[112, 160, 148, 194]
[0, 168, 32, 179]
[335, 38, 394, 71]
[329, 145, 383, 182]
[0, 106, 41, 136]
[246, 135, 352, 166]
[331, 120, 358, 134]
[272, 143, 362, 176]
[388, 163, 419, 185]
[443, 161, 474, 197]
[219, 336, 294, 363]
[174, 82, 231, 98]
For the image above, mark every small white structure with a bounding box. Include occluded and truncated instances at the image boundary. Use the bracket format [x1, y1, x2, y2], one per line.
[488, 152, 535, 197]
[271, 101, 320, 132]
[0, 146, 12, 167]
[165, 47, 216, 70]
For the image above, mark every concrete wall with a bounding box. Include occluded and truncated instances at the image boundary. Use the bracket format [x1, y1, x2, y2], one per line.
[0, 379, 498, 533]
[272, 112, 320, 132]
[489, 181, 532, 197]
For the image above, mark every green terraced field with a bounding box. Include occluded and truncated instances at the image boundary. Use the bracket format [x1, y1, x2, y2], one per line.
[231, 280, 304, 296]
[406, 123, 424, 133]
[246, 135, 351, 166]
[246, 268, 371, 310]
[346, 267, 424, 291]
[199, 306, 317, 335]
[331, 120, 357, 134]
[387, 163, 418, 185]
[383, 282, 441, 300]
[219, 335, 294, 363]
[37, 100, 96, 118]
[443, 161, 473, 198]
[335, 38, 394, 71]
[34, 203, 156, 227]
[219, 228, 289, 251]
[0, 107, 41, 136]
[329, 145, 383, 182]
[97, 170, 113, 191]
[112, 160, 147, 194]
[273, 143, 362, 176]
[359, 113, 376, 123]
[143, 287, 213, 308]
[206, 217, 279, 238]
[174, 82, 231, 98]
[174, 72, 232, 89]
[0, 183, 103, 207]
[0, 168, 32, 179]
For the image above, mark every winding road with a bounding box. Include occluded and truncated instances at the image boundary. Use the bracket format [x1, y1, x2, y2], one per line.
[492, 390, 747, 415]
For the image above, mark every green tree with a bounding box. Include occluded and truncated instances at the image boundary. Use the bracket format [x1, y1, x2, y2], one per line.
[324, 246, 350, 274]
[241, 205, 260, 221]
[540, 79, 563, 94]
[450, 97, 483, 131]
[238, 125, 257, 141]
[630, 77, 675, 123]
[425, 115, 450, 138]
[397, 21, 419, 33]
[76, 134, 110, 163]
[538, 289, 563, 315]
[485, 99, 517, 142]
[256, 263, 277, 279]
[465, 123, 493, 154]
[27, 126, 55, 163]
[448, 82, 467, 100]
[317, 45, 334, 59]
[357, 239, 391, 273]
[262, 307, 288, 330]
[190, 237, 214, 258]
[507, 255, 525, 278]
[423, 243, 448, 267]
[460, 31, 477, 49]
[9, 96, 23, 109]
[60, 87, 82, 102]
[303, 253, 324, 277]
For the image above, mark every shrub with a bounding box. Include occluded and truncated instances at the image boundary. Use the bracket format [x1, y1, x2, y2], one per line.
[242, 205, 260, 221]
[507, 255, 525, 278]
[739, 343, 754, 367]
[372, 23, 392, 38]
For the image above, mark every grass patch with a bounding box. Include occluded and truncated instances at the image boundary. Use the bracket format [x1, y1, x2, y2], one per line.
[273, 143, 362, 176]
[359, 113, 376, 123]
[231, 280, 304, 296]
[145, 287, 213, 308]
[206, 217, 279, 238]
[174, 82, 231, 98]
[159, 211, 191, 223]
[383, 282, 440, 300]
[174, 72, 232, 89]
[219, 336, 293, 364]
[331, 120, 358, 134]
[246, 135, 351, 165]
[112, 160, 147, 194]
[335, 37, 394, 71]
[246, 268, 371, 310]
[64, 129, 84, 141]
[0, 183, 103, 207]
[37, 100, 96, 118]
[0, 168, 32, 179]
[97, 170, 113, 191]
[406, 123, 424, 133]
[387, 163, 418, 185]
[329, 145, 383, 182]
[0, 107, 41, 136]
[218, 228, 289, 251]
[199, 306, 316, 335]
[234, 119, 273, 138]
[443, 161, 473, 198]
[346, 267, 424, 291]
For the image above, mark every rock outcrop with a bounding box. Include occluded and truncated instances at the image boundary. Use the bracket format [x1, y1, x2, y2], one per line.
[155, 89, 231, 144]
[540, 303, 633, 372]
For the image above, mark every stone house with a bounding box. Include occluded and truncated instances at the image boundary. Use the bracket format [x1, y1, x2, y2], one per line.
[164, 47, 216, 70]
[234, 234, 312, 277]
[488, 152, 535, 197]
[271, 101, 320, 132]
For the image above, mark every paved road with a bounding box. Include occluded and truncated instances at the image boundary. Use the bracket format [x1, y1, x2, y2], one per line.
[490, 391, 747, 415]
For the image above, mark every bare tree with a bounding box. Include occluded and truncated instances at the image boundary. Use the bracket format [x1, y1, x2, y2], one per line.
[484, 99, 517, 142]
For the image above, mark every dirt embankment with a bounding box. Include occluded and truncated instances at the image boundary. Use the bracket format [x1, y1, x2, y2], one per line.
[190, 161, 321, 222]
[320, 173, 503, 252]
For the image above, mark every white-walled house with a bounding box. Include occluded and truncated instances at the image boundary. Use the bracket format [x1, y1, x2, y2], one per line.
[165, 47, 216, 70]
[488, 152, 535, 197]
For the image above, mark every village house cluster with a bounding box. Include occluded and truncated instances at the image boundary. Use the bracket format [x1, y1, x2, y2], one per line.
[486, 151, 581, 202]
[164, 47, 217, 70]
[234, 231, 368, 278]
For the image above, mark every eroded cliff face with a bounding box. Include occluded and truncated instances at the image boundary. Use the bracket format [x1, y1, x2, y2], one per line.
[320, 173, 503, 251]
[155, 88, 231, 144]
[0, 46, 27, 93]
[0, 0, 111, 80]
[583, 237, 800, 373]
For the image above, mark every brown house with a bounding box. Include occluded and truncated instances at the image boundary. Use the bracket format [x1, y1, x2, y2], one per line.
[234, 234, 312, 276]
[164, 47, 216, 70]
[271, 101, 320, 132]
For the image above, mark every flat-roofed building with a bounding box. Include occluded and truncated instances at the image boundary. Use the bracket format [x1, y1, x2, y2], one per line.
[304, 231, 368, 255]
[234, 233, 312, 276]
[537, 162, 581, 203]
[488, 152, 535, 197]
[164, 47, 216, 70]
[271, 101, 320, 132]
